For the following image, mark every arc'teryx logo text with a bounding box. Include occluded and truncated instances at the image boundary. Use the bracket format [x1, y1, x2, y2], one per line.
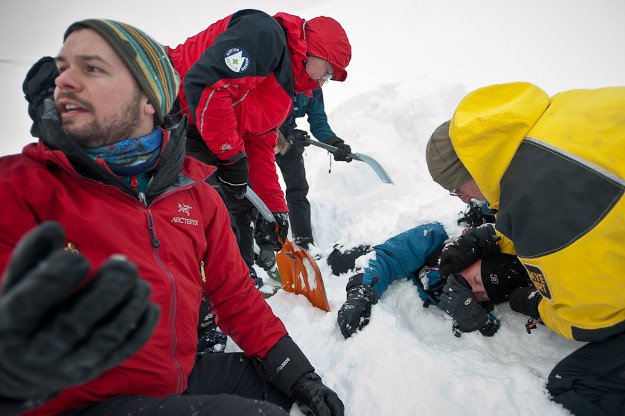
[172, 202, 199, 226]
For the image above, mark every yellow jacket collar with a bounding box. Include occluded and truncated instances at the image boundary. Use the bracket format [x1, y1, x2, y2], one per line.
[450, 82, 550, 205]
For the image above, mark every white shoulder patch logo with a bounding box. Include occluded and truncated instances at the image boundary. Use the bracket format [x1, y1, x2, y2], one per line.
[224, 47, 250, 73]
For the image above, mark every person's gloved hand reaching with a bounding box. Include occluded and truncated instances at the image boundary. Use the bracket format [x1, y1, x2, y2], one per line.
[337, 273, 377, 338]
[0, 222, 160, 406]
[325, 137, 352, 162]
[438, 273, 499, 336]
[439, 224, 500, 278]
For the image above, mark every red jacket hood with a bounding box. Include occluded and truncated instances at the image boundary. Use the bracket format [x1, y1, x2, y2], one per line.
[273, 12, 319, 96]
[304, 16, 351, 82]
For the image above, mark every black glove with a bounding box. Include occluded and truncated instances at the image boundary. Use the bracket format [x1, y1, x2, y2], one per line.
[256, 335, 343, 416]
[291, 372, 345, 416]
[256, 212, 289, 251]
[218, 156, 248, 199]
[327, 244, 372, 276]
[457, 201, 496, 228]
[22, 56, 58, 138]
[509, 286, 542, 318]
[286, 129, 311, 148]
[438, 274, 499, 336]
[255, 241, 276, 271]
[438, 224, 501, 278]
[337, 273, 377, 339]
[0, 222, 160, 403]
[325, 137, 352, 163]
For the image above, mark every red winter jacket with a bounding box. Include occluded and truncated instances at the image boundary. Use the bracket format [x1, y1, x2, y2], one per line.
[167, 10, 319, 212]
[0, 128, 288, 415]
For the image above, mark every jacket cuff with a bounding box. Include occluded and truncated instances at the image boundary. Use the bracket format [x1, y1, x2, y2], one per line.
[346, 273, 378, 304]
[345, 272, 365, 290]
[256, 335, 314, 396]
[219, 151, 247, 165]
[324, 136, 343, 146]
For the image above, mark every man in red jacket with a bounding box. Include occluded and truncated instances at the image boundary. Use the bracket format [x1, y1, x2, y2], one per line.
[0, 19, 343, 416]
[168, 9, 352, 275]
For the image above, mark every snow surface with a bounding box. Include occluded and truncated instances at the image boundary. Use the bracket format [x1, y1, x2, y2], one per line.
[3, 1, 625, 415]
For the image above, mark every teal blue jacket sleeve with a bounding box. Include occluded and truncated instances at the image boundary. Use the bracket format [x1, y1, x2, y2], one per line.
[362, 223, 448, 297]
[303, 90, 337, 142]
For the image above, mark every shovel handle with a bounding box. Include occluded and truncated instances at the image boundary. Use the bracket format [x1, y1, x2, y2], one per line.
[303, 139, 360, 161]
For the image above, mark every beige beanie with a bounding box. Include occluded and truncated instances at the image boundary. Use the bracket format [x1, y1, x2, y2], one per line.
[425, 120, 472, 191]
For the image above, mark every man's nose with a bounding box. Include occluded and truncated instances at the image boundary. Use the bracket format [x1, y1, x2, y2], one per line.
[55, 68, 81, 92]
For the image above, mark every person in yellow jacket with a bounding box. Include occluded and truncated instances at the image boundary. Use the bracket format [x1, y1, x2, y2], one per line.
[425, 82, 625, 416]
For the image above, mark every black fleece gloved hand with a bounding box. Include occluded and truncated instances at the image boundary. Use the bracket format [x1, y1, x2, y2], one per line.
[218, 156, 248, 199]
[257, 336, 344, 416]
[457, 201, 496, 228]
[255, 241, 277, 271]
[22, 56, 58, 138]
[439, 224, 501, 278]
[256, 212, 290, 251]
[286, 129, 311, 149]
[337, 273, 377, 339]
[325, 137, 352, 162]
[291, 372, 345, 416]
[0, 222, 160, 404]
[508, 286, 542, 318]
[438, 274, 499, 336]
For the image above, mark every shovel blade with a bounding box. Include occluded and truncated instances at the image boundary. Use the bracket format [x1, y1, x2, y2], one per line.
[276, 240, 330, 312]
[353, 152, 394, 184]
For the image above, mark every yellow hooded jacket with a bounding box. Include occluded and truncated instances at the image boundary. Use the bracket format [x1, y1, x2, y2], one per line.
[450, 82, 625, 342]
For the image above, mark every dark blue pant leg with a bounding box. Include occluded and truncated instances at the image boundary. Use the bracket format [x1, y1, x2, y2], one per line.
[276, 143, 313, 246]
[547, 332, 625, 416]
[61, 353, 292, 416]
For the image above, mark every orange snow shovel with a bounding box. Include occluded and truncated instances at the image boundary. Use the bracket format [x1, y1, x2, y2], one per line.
[245, 187, 330, 312]
[276, 238, 330, 312]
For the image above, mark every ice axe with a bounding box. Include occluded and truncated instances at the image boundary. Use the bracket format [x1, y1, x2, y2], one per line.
[303, 139, 394, 184]
[245, 187, 330, 312]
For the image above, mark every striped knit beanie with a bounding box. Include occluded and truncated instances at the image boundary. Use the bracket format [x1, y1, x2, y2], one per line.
[64, 19, 179, 124]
